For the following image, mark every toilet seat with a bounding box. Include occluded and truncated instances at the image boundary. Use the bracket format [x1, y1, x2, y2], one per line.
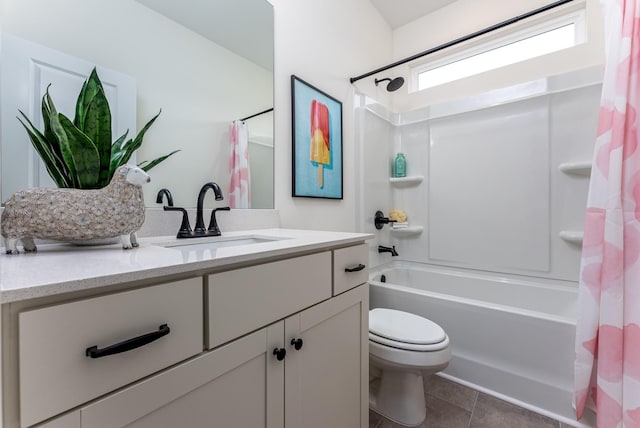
[369, 331, 450, 352]
[369, 308, 448, 351]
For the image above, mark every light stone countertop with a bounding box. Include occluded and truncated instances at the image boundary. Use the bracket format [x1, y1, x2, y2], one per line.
[0, 228, 374, 303]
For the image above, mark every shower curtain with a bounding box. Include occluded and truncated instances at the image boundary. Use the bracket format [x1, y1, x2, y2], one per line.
[229, 120, 250, 208]
[574, 0, 640, 426]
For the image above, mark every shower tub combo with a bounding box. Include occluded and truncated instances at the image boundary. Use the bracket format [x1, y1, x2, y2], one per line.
[369, 261, 595, 427]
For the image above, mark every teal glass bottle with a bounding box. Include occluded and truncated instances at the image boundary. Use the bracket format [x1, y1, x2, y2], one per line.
[394, 153, 406, 177]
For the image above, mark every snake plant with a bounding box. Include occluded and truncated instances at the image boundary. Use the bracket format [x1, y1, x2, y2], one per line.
[17, 68, 178, 189]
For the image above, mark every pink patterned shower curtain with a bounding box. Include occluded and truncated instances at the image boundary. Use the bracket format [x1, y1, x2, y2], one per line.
[574, 0, 640, 426]
[229, 120, 250, 208]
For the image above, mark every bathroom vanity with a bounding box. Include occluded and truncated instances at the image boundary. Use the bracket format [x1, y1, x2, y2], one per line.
[0, 229, 372, 428]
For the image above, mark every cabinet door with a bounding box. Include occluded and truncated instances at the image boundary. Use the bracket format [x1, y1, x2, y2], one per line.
[80, 323, 285, 428]
[284, 284, 369, 428]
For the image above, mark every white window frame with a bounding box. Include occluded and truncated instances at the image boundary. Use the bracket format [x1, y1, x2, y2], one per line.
[411, 7, 586, 92]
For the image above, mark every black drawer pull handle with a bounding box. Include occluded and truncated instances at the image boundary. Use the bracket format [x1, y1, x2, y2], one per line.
[273, 347, 287, 361]
[291, 338, 304, 350]
[345, 264, 366, 273]
[86, 324, 170, 359]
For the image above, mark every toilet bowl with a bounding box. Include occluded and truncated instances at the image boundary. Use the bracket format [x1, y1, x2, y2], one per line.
[369, 308, 451, 427]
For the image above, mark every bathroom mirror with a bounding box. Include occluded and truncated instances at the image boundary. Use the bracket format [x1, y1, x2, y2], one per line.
[0, 0, 274, 208]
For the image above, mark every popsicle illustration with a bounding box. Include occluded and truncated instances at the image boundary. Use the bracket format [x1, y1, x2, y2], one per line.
[310, 99, 330, 188]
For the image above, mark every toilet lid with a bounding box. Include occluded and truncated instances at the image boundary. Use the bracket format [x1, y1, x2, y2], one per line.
[369, 308, 446, 345]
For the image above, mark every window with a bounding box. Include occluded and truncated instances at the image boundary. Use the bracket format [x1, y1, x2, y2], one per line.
[413, 9, 585, 91]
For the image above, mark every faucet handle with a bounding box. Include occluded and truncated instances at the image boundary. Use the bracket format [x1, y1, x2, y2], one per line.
[208, 207, 231, 236]
[163, 206, 193, 238]
[374, 210, 396, 230]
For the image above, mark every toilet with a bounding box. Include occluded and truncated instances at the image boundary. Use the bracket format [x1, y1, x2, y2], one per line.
[369, 308, 451, 427]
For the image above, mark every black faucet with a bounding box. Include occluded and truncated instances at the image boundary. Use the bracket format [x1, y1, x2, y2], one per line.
[156, 188, 174, 207]
[378, 245, 399, 256]
[163, 183, 231, 238]
[193, 182, 230, 237]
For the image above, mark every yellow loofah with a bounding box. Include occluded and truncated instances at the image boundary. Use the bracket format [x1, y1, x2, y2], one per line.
[389, 210, 407, 222]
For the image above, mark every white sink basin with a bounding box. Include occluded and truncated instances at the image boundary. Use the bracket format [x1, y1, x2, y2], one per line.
[159, 235, 288, 251]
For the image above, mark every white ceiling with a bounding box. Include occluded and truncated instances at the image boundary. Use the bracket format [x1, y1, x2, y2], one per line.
[370, 0, 458, 29]
[135, 0, 274, 70]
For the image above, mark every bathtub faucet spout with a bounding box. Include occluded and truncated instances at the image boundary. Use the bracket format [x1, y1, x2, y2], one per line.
[378, 245, 399, 256]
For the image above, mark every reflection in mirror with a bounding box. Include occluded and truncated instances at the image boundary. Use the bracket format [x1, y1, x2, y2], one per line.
[0, 0, 274, 208]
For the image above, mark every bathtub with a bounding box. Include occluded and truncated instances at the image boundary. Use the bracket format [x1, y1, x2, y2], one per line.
[369, 261, 595, 427]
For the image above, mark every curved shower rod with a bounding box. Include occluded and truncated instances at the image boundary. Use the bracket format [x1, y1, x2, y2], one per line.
[349, 0, 575, 84]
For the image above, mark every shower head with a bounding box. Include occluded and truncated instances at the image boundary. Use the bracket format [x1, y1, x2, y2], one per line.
[375, 77, 405, 92]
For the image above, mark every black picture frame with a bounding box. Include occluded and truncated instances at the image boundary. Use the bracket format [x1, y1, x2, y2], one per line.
[291, 75, 343, 199]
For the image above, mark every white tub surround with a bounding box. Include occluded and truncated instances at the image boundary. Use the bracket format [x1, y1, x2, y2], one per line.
[1, 229, 372, 428]
[369, 262, 596, 428]
[356, 66, 601, 281]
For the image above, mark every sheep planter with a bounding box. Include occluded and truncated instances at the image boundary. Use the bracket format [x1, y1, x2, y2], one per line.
[1, 165, 150, 254]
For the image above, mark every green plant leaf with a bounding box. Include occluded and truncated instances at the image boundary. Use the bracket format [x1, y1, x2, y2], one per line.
[116, 110, 162, 173]
[122, 110, 161, 153]
[41, 87, 70, 177]
[17, 112, 70, 187]
[45, 91, 80, 187]
[82, 87, 112, 184]
[73, 69, 113, 185]
[74, 68, 102, 131]
[109, 143, 129, 176]
[58, 114, 100, 188]
[74, 79, 88, 129]
[41, 85, 56, 144]
[109, 130, 131, 177]
[111, 129, 129, 154]
[139, 149, 180, 172]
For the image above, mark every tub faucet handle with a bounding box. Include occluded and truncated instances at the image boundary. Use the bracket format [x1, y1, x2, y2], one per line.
[375, 210, 396, 230]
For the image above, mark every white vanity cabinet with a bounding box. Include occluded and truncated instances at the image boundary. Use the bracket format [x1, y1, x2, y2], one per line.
[284, 285, 368, 428]
[5, 241, 370, 428]
[64, 285, 368, 428]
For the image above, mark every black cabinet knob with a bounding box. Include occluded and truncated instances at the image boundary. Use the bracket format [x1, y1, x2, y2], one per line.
[273, 347, 287, 361]
[290, 338, 304, 350]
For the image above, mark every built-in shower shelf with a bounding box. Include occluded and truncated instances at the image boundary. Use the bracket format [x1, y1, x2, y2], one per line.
[559, 162, 592, 176]
[559, 231, 584, 244]
[389, 175, 424, 186]
[390, 226, 424, 237]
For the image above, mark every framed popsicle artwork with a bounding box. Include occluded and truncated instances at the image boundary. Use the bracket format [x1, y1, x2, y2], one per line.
[291, 75, 343, 199]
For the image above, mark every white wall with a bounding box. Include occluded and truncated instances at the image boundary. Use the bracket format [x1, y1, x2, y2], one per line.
[0, 0, 272, 208]
[269, 0, 392, 231]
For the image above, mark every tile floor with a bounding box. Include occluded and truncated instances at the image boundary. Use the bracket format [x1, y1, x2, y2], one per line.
[369, 375, 573, 428]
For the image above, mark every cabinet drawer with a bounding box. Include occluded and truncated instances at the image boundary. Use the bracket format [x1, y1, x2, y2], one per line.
[333, 244, 369, 295]
[208, 252, 331, 348]
[19, 278, 203, 428]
